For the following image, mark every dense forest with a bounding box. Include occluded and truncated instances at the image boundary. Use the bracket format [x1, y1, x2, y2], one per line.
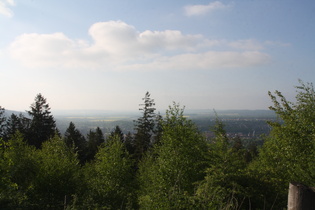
[0, 81, 314, 209]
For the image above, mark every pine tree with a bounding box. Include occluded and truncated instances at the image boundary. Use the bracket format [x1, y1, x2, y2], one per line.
[133, 92, 156, 160]
[4, 113, 31, 141]
[110, 125, 124, 142]
[64, 122, 87, 164]
[26, 94, 56, 148]
[86, 127, 104, 161]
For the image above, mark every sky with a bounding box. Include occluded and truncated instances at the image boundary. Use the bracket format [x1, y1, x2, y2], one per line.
[1, 0, 315, 112]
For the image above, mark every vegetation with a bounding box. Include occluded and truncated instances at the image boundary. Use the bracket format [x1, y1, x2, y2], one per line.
[0, 81, 314, 209]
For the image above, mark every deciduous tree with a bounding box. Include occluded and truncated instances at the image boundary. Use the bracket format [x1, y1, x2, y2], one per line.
[253, 80, 315, 208]
[82, 135, 135, 209]
[31, 135, 80, 209]
[138, 103, 208, 209]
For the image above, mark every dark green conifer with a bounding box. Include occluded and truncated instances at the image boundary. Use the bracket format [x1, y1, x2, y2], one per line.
[133, 92, 156, 160]
[26, 94, 56, 148]
[64, 122, 87, 164]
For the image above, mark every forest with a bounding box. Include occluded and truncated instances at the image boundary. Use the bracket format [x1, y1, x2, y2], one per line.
[0, 81, 314, 209]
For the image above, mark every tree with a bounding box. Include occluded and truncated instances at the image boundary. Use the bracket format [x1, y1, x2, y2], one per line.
[4, 113, 31, 141]
[0, 106, 6, 138]
[124, 132, 135, 155]
[64, 122, 87, 164]
[133, 92, 156, 160]
[30, 135, 80, 209]
[26, 94, 56, 148]
[253, 80, 315, 208]
[86, 127, 104, 161]
[196, 117, 250, 209]
[82, 135, 135, 209]
[0, 132, 38, 208]
[110, 125, 124, 142]
[138, 103, 208, 209]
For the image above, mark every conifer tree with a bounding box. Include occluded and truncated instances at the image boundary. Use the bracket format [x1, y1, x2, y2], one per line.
[110, 125, 124, 142]
[26, 94, 56, 148]
[86, 127, 104, 161]
[0, 106, 6, 138]
[124, 132, 135, 155]
[64, 122, 87, 164]
[4, 113, 31, 141]
[133, 92, 156, 160]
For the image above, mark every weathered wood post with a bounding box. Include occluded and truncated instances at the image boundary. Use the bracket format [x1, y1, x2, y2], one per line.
[64, 195, 67, 210]
[288, 182, 315, 210]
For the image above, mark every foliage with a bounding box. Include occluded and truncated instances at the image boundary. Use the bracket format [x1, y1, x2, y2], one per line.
[0, 132, 38, 208]
[138, 103, 208, 209]
[133, 91, 157, 160]
[0, 106, 6, 138]
[195, 117, 249, 209]
[252, 80, 315, 208]
[81, 135, 136, 209]
[109, 125, 124, 142]
[4, 113, 31, 141]
[1, 82, 314, 209]
[86, 127, 104, 161]
[30, 135, 80, 209]
[26, 93, 57, 148]
[64, 122, 87, 164]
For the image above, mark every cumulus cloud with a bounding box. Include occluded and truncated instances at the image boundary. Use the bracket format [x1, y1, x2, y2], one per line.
[184, 1, 230, 17]
[9, 20, 271, 71]
[0, 0, 15, 17]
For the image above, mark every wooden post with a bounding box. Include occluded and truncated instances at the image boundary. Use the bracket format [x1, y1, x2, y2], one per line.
[288, 182, 315, 210]
[64, 195, 67, 210]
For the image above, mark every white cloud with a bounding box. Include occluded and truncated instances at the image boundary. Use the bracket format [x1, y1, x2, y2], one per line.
[229, 39, 264, 51]
[9, 20, 271, 71]
[0, 0, 15, 17]
[184, 1, 230, 17]
[6, 0, 15, 6]
[121, 51, 270, 71]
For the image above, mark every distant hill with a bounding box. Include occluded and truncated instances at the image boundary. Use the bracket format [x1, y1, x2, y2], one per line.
[184, 109, 276, 119]
[3, 109, 27, 117]
[2, 109, 276, 136]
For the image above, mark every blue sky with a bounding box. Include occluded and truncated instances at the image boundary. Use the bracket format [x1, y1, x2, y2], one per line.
[1, 0, 314, 111]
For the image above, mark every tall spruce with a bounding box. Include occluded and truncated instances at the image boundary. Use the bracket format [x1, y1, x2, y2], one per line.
[4, 113, 31, 141]
[110, 125, 124, 142]
[86, 127, 104, 161]
[133, 92, 156, 160]
[64, 122, 87, 164]
[26, 94, 56, 148]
